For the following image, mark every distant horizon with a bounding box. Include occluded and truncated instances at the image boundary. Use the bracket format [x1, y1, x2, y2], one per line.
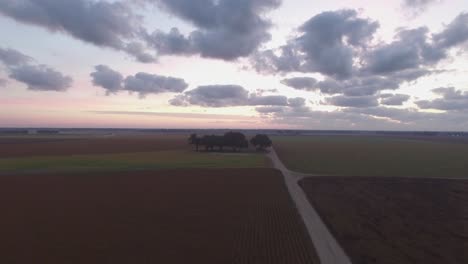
[1, 126, 467, 134]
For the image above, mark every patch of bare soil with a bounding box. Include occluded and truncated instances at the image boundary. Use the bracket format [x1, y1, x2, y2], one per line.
[300, 177, 468, 264]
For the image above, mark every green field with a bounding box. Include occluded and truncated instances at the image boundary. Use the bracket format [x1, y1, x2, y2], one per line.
[273, 136, 468, 178]
[0, 150, 269, 174]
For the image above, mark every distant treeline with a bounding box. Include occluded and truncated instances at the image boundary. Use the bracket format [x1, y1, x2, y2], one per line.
[189, 132, 272, 152]
[0, 129, 59, 134]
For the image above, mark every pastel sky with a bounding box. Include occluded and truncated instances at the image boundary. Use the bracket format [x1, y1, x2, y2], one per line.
[0, 0, 467, 130]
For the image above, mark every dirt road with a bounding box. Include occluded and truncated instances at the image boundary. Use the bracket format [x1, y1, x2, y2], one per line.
[267, 148, 352, 264]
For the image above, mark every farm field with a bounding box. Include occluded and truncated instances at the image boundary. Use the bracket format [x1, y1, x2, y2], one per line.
[274, 135, 468, 177]
[300, 177, 468, 264]
[0, 134, 189, 158]
[0, 168, 318, 264]
[0, 135, 269, 174]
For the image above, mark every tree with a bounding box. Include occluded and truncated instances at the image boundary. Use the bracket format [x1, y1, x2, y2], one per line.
[250, 134, 272, 151]
[188, 133, 200, 152]
[190, 132, 248, 152]
[224, 131, 248, 151]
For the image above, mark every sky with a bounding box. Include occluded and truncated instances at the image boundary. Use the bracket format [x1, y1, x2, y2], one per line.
[0, 0, 467, 130]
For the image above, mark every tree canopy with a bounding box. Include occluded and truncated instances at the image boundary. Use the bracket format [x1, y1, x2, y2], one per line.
[250, 134, 272, 151]
[188, 132, 249, 152]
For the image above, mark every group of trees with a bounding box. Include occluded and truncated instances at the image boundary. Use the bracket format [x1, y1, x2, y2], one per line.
[188, 132, 272, 152]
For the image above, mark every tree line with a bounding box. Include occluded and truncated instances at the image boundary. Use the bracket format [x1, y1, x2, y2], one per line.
[188, 132, 272, 152]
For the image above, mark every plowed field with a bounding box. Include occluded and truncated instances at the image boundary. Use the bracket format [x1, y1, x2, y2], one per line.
[0, 168, 318, 264]
[300, 177, 468, 264]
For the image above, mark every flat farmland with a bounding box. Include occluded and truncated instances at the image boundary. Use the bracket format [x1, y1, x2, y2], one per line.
[300, 177, 468, 264]
[274, 136, 468, 177]
[0, 168, 318, 264]
[0, 135, 269, 173]
[0, 135, 189, 158]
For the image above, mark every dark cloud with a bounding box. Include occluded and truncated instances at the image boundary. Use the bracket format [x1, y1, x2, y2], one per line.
[0, 47, 32, 66]
[326, 95, 379, 108]
[252, 9, 378, 79]
[170, 84, 306, 108]
[380, 93, 411, 106]
[145, 0, 281, 60]
[364, 13, 468, 75]
[0, 0, 154, 62]
[253, 9, 468, 98]
[90, 65, 188, 97]
[248, 94, 288, 106]
[145, 28, 194, 56]
[288, 97, 306, 107]
[124, 42, 156, 63]
[364, 27, 443, 74]
[0, 47, 73, 91]
[296, 9, 379, 79]
[124, 72, 188, 97]
[281, 77, 317, 90]
[255, 106, 285, 113]
[90, 65, 123, 94]
[416, 87, 468, 110]
[9, 64, 72, 91]
[282, 69, 433, 98]
[170, 85, 249, 107]
[433, 12, 468, 50]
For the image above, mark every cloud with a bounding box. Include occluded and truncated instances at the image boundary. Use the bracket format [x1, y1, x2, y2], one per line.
[416, 87, 468, 110]
[380, 93, 410, 106]
[90, 65, 188, 97]
[124, 42, 156, 63]
[0, 79, 7, 87]
[0, 0, 154, 62]
[255, 106, 285, 113]
[260, 103, 468, 130]
[433, 12, 468, 50]
[252, 9, 468, 99]
[90, 65, 123, 94]
[326, 95, 379, 108]
[281, 77, 317, 90]
[282, 71, 428, 96]
[364, 13, 468, 75]
[170, 85, 249, 107]
[363, 27, 444, 74]
[170, 84, 306, 108]
[248, 94, 289, 106]
[124, 72, 188, 97]
[252, 9, 379, 79]
[288, 97, 306, 107]
[9, 64, 72, 91]
[145, 0, 281, 60]
[295, 9, 378, 79]
[0, 47, 32, 66]
[403, 0, 438, 13]
[0, 47, 73, 91]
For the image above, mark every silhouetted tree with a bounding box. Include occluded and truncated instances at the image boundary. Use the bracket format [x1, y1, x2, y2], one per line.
[188, 133, 201, 151]
[224, 131, 248, 151]
[191, 132, 248, 152]
[250, 134, 272, 151]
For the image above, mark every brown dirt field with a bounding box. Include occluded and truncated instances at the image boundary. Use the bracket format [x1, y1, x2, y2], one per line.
[0, 135, 189, 158]
[300, 177, 468, 264]
[0, 168, 318, 264]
